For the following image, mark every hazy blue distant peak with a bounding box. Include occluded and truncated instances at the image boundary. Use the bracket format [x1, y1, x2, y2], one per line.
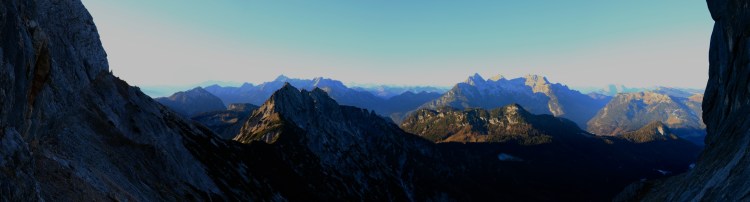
[274, 74, 290, 82]
[239, 82, 255, 88]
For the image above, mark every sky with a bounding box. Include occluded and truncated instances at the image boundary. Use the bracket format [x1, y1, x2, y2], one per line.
[80, 0, 713, 89]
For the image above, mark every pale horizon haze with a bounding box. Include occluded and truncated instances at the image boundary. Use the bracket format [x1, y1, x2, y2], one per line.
[81, 0, 713, 90]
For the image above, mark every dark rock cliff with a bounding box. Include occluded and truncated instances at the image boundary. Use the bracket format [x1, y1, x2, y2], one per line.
[0, 0, 266, 200]
[618, 0, 750, 200]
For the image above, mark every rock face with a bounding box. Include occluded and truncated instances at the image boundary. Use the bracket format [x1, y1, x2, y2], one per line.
[587, 91, 705, 145]
[0, 0, 253, 200]
[422, 74, 608, 127]
[617, 0, 750, 200]
[155, 87, 226, 117]
[191, 103, 259, 139]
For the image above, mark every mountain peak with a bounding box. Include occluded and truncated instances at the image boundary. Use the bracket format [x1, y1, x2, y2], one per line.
[276, 82, 300, 95]
[465, 73, 486, 86]
[240, 82, 254, 88]
[274, 74, 290, 81]
[488, 74, 507, 81]
[619, 121, 681, 143]
[524, 74, 550, 84]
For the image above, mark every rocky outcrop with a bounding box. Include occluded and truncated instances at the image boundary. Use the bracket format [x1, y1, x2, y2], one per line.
[617, 0, 750, 200]
[620, 121, 681, 143]
[155, 87, 226, 117]
[401, 104, 584, 144]
[191, 103, 258, 139]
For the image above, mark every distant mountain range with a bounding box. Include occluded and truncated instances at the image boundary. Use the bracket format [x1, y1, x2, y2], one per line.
[152, 74, 708, 146]
[574, 84, 704, 97]
[587, 91, 705, 145]
[202, 75, 441, 123]
[421, 73, 610, 128]
[349, 85, 450, 99]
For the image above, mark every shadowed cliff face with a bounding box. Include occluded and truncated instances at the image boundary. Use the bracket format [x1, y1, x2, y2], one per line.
[618, 0, 750, 200]
[0, 0, 276, 200]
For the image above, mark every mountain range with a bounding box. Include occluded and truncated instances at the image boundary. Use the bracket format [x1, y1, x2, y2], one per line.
[350, 85, 449, 98]
[203, 75, 442, 123]
[232, 84, 700, 201]
[3, 0, 737, 201]
[421, 73, 610, 128]
[158, 73, 706, 145]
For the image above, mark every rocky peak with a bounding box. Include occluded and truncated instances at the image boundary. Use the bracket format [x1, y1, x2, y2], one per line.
[155, 86, 226, 117]
[169, 87, 211, 100]
[523, 74, 552, 93]
[465, 73, 486, 86]
[523, 74, 550, 83]
[239, 82, 255, 89]
[274, 74, 290, 82]
[503, 103, 526, 116]
[311, 77, 347, 89]
[488, 74, 507, 82]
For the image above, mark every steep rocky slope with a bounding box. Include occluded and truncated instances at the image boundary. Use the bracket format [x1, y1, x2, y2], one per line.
[155, 87, 226, 117]
[191, 103, 258, 139]
[422, 74, 608, 127]
[617, 0, 750, 200]
[587, 91, 706, 145]
[0, 0, 275, 200]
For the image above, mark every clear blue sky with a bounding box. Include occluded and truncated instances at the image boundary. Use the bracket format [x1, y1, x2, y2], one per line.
[81, 0, 713, 88]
